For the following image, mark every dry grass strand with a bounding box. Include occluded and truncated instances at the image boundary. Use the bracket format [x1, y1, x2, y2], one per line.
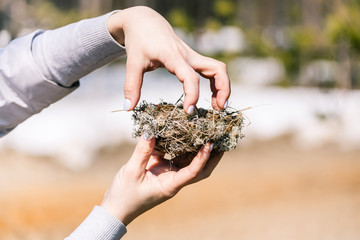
[132, 101, 245, 163]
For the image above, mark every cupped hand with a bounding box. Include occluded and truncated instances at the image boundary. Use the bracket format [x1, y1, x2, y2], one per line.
[107, 6, 231, 113]
[101, 134, 223, 225]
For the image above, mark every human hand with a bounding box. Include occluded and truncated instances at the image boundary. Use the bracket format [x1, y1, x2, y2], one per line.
[107, 6, 231, 113]
[100, 134, 223, 225]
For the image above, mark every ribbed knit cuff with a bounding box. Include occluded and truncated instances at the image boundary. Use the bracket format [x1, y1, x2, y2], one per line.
[65, 206, 127, 240]
[37, 11, 126, 87]
[79, 11, 126, 67]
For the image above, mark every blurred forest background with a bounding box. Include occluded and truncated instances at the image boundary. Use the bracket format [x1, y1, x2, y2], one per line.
[1, 0, 360, 89]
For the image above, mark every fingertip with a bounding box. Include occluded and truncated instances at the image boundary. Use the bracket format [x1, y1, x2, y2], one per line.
[174, 62, 200, 114]
[128, 133, 156, 172]
[210, 143, 214, 152]
[183, 83, 199, 114]
[123, 99, 132, 111]
[217, 94, 230, 110]
[141, 132, 155, 144]
[186, 105, 195, 114]
[124, 58, 144, 111]
[204, 142, 214, 153]
[134, 132, 155, 153]
[123, 93, 140, 111]
[223, 100, 229, 109]
[196, 142, 212, 160]
[183, 90, 199, 114]
[142, 131, 153, 141]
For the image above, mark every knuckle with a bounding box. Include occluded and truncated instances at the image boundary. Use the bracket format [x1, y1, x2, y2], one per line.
[126, 57, 140, 69]
[124, 84, 138, 95]
[184, 88, 198, 99]
[217, 61, 227, 72]
[184, 75, 199, 89]
[187, 168, 199, 180]
[164, 188, 178, 198]
[137, 5, 152, 11]
[136, 144, 151, 156]
[191, 74, 200, 83]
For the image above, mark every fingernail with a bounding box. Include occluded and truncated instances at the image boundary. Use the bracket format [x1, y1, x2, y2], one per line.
[224, 100, 229, 109]
[187, 105, 195, 114]
[143, 132, 151, 141]
[123, 99, 131, 111]
[210, 143, 214, 152]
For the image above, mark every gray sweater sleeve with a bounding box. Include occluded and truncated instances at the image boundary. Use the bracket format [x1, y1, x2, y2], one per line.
[0, 11, 128, 239]
[32, 11, 126, 88]
[0, 11, 126, 135]
[65, 206, 127, 240]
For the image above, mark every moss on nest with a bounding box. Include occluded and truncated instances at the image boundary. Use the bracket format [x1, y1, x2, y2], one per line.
[132, 100, 245, 166]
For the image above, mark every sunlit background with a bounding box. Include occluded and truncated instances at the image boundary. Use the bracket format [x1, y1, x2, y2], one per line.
[1, 0, 360, 239]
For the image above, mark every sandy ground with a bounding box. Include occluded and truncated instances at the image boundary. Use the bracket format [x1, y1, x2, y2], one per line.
[0, 137, 360, 240]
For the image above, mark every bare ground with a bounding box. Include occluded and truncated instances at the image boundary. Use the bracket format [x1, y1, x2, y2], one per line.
[1, 137, 360, 240]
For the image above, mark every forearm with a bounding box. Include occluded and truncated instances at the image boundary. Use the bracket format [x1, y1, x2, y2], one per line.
[0, 31, 73, 135]
[32, 11, 125, 88]
[0, 11, 126, 135]
[65, 206, 127, 240]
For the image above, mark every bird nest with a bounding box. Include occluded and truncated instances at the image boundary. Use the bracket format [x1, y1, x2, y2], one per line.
[132, 100, 245, 167]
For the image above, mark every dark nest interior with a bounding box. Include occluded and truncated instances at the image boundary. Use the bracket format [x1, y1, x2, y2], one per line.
[132, 100, 245, 167]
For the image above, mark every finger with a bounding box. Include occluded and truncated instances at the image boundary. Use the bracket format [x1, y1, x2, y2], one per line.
[210, 78, 219, 110]
[183, 73, 200, 114]
[172, 143, 212, 189]
[191, 56, 231, 110]
[165, 58, 200, 114]
[124, 55, 145, 110]
[127, 133, 156, 177]
[146, 151, 165, 170]
[147, 158, 177, 176]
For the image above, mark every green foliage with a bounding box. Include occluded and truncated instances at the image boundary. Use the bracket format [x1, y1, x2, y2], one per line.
[167, 8, 194, 32]
[287, 3, 302, 25]
[278, 26, 328, 80]
[29, 0, 82, 28]
[326, 3, 360, 54]
[9, 0, 359, 89]
[325, 2, 360, 88]
[213, 0, 235, 18]
[213, 0, 236, 25]
[244, 28, 274, 57]
[243, 23, 335, 86]
[204, 18, 223, 31]
[352, 61, 360, 87]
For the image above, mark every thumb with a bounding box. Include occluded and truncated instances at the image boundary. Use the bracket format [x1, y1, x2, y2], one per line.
[128, 133, 156, 175]
[124, 56, 145, 110]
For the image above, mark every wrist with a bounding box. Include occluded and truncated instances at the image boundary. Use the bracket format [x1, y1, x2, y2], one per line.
[107, 11, 125, 46]
[101, 198, 138, 226]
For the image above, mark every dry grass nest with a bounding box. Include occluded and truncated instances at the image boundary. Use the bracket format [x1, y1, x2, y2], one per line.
[132, 100, 245, 167]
